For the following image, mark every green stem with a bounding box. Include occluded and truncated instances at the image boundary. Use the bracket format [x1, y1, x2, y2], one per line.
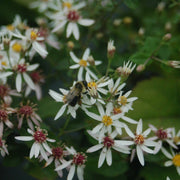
[105, 58, 113, 76]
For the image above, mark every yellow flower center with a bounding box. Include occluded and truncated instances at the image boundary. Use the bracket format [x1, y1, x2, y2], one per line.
[1, 61, 7, 66]
[79, 59, 87, 67]
[12, 43, 22, 53]
[30, 31, 38, 40]
[174, 136, 180, 144]
[88, 82, 97, 89]
[63, 95, 67, 104]
[173, 154, 180, 167]
[63, 2, 72, 9]
[113, 107, 122, 115]
[134, 134, 144, 144]
[102, 115, 112, 126]
[119, 96, 127, 106]
[6, 24, 15, 31]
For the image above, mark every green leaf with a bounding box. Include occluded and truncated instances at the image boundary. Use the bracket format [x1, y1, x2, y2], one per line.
[127, 77, 180, 130]
[130, 37, 160, 64]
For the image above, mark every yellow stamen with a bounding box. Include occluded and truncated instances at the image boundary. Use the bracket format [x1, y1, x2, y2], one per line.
[6, 24, 15, 31]
[1, 61, 7, 66]
[30, 31, 38, 40]
[134, 134, 144, 144]
[119, 96, 127, 106]
[63, 2, 72, 9]
[12, 43, 22, 53]
[102, 115, 112, 126]
[173, 154, 180, 167]
[88, 82, 97, 89]
[79, 59, 87, 67]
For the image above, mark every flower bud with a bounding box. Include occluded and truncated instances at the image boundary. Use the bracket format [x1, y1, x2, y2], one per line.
[138, 27, 145, 36]
[167, 61, 180, 68]
[96, 33, 103, 39]
[123, 17, 133, 24]
[157, 2, 165, 12]
[163, 33, 172, 41]
[136, 64, 145, 72]
[107, 40, 116, 59]
[67, 41, 74, 49]
[113, 19, 122, 26]
[165, 22, 172, 31]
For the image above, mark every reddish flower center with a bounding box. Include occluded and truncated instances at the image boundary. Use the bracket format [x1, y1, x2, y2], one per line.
[113, 107, 122, 115]
[103, 136, 114, 148]
[17, 64, 27, 73]
[67, 10, 80, 22]
[30, 71, 42, 83]
[0, 85, 8, 98]
[52, 147, 64, 159]
[73, 153, 86, 165]
[134, 134, 144, 144]
[33, 130, 47, 143]
[156, 129, 167, 139]
[0, 109, 8, 121]
[18, 105, 33, 116]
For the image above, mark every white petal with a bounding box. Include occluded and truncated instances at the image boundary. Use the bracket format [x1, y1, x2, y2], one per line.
[49, 90, 63, 102]
[23, 72, 35, 90]
[123, 124, 135, 138]
[136, 145, 144, 166]
[78, 19, 94, 26]
[70, 51, 79, 63]
[40, 144, 48, 160]
[77, 166, 84, 180]
[67, 165, 76, 180]
[141, 145, 154, 154]
[30, 142, 36, 158]
[87, 144, 103, 153]
[34, 143, 40, 158]
[86, 67, 98, 80]
[54, 104, 67, 120]
[66, 22, 74, 38]
[69, 64, 80, 69]
[15, 136, 33, 141]
[42, 142, 52, 154]
[0, 72, 13, 78]
[136, 119, 143, 134]
[85, 111, 101, 121]
[143, 128, 151, 136]
[52, 20, 67, 32]
[32, 41, 48, 57]
[98, 148, 106, 168]
[164, 160, 173, 167]
[121, 116, 137, 124]
[78, 66, 84, 81]
[161, 147, 173, 159]
[106, 148, 112, 166]
[16, 73, 22, 92]
[72, 23, 80, 40]
[55, 160, 72, 171]
[92, 123, 103, 134]
[27, 64, 39, 71]
[82, 48, 90, 60]
[97, 103, 105, 116]
[115, 140, 134, 146]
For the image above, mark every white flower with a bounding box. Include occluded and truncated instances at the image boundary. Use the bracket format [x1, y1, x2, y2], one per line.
[30, 0, 54, 12]
[87, 130, 130, 168]
[85, 102, 137, 141]
[117, 90, 138, 113]
[118, 119, 158, 166]
[161, 147, 180, 175]
[69, 48, 101, 80]
[10, 28, 48, 58]
[85, 74, 111, 104]
[50, 2, 94, 40]
[15, 127, 55, 160]
[116, 61, 136, 78]
[0, 137, 9, 157]
[166, 177, 170, 180]
[172, 128, 180, 145]
[148, 125, 177, 153]
[107, 40, 116, 58]
[108, 77, 126, 95]
[55, 146, 87, 180]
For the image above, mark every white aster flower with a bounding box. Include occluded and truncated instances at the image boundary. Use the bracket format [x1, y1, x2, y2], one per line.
[117, 90, 138, 113]
[69, 48, 101, 80]
[87, 130, 130, 168]
[50, 2, 94, 40]
[0, 137, 9, 157]
[55, 146, 87, 180]
[86, 73, 111, 104]
[108, 77, 126, 96]
[85, 102, 137, 141]
[119, 119, 158, 166]
[149, 125, 177, 153]
[116, 61, 136, 78]
[10, 28, 48, 57]
[161, 147, 180, 175]
[15, 127, 55, 160]
[30, 0, 54, 12]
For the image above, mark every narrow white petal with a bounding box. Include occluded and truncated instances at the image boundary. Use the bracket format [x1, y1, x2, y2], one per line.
[52, 20, 67, 32]
[32, 41, 48, 57]
[98, 148, 106, 168]
[67, 165, 76, 180]
[70, 51, 79, 63]
[136, 119, 143, 134]
[30, 142, 36, 158]
[42, 142, 52, 154]
[27, 64, 39, 71]
[49, 90, 63, 102]
[143, 128, 151, 136]
[136, 145, 144, 166]
[67, 22, 74, 38]
[69, 64, 80, 69]
[141, 145, 154, 154]
[123, 124, 135, 138]
[16, 73, 22, 92]
[23, 72, 35, 90]
[115, 140, 134, 146]
[54, 104, 67, 120]
[78, 19, 94, 26]
[78, 66, 84, 81]
[85, 111, 101, 121]
[161, 147, 173, 159]
[121, 116, 137, 124]
[87, 144, 103, 153]
[164, 160, 173, 167]
[106, 148, 112, 166]
[77, 166, 84, 180]
[86, 67, 98, 80]
[72, 23, 80, 40]
[97, 103, 105, 116]
[92, 123, 103, 134]
[82, 48, 90, 60]
[55, 160, 72, 171]
[176, 166, 180, 175]
[34, 143, 40, 158]
[40, 144, 48, 160]
[15, 136, 33, 141]
[0, 72, 13, 78]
